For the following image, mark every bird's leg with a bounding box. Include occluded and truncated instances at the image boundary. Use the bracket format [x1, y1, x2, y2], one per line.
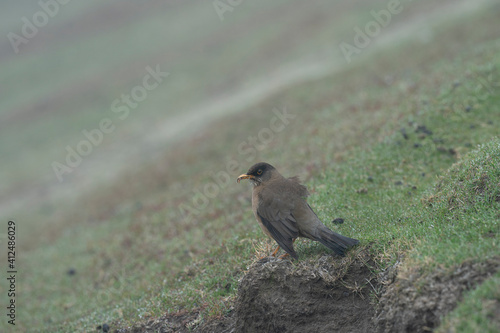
[279, 253, 290, 259]
[271, 245, 281, 257]
[278, 239, 296, 259]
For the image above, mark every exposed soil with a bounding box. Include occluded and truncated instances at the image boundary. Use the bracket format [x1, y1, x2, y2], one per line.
[231, 254, 378, 333]
[117, 250, 380, 333]
[116, 255, 500, 333]
[374, 257, 500, 333]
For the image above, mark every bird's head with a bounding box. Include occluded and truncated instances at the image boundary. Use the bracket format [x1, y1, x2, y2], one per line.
[237, 162, 277, 186]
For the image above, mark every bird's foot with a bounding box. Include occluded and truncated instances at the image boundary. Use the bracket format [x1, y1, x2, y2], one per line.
[270, 245, 281, 257]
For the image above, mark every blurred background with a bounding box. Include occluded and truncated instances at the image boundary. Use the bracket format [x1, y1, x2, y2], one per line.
[0, 0, 469, 222]
[0, 0, 498, 331]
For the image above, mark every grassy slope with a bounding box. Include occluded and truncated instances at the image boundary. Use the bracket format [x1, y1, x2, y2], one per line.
[1, 2, 499, 333]
[122, 10, 500, 329]
[429, 138, 500, 332]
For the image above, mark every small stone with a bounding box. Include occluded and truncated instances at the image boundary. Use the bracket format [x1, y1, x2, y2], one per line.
[415, 125, 432, 135]
[332, 218, 344, 225]
[400, 128, 409, 140]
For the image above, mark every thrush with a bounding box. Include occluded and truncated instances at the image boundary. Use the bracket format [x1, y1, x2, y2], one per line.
[237, 162, 359, 259]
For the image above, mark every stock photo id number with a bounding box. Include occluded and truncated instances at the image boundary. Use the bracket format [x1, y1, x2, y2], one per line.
[5, 220, 17, 326]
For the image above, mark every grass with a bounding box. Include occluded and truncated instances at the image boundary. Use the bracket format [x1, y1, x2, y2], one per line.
[1, 1, 500, 332]
[412, 138, 500, 266]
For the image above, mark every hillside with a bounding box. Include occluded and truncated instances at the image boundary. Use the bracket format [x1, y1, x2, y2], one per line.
[0, 1, 499, 332]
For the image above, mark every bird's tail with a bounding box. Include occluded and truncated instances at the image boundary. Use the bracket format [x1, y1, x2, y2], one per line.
[317, 227, 359, 256]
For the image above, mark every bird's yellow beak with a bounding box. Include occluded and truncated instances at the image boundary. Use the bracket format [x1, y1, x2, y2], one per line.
[237, 174, 254, 183]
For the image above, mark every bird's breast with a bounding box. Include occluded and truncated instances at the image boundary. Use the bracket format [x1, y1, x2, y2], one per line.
[251, 189, 273, 239]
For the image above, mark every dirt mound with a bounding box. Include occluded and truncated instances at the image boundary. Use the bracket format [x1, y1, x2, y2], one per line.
[374, 258, 500, 332]
[115, 251, 378, 333]
[230, 252, 378, 333]
[116, 255, 499, 333]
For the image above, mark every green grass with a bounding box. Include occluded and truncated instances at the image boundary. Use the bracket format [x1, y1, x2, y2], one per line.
[411, 138, 500, 266]
[1, 2, 500, 332]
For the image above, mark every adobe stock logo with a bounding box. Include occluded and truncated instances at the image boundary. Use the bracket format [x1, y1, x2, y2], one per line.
[7, 0, 72, 54]
[51, 65, 169, 182]
[178, 107, 296, 222]
[339, 0, 408, 64]
[213, 0, 244, 21]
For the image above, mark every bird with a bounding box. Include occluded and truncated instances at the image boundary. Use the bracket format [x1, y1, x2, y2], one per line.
[237, 162, 359, 259]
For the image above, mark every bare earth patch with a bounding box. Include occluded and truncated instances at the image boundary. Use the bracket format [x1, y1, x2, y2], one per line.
[117, 250, 380, 333]
[374, 257, 500, 332]
[116, 255, 500, 332]
[230, 253, 378, 333]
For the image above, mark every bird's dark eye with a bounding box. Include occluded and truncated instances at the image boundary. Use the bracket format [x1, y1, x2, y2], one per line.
[257, 169, 263, 175]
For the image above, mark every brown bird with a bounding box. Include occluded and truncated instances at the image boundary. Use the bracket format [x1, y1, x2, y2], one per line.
[237, 162, 359, 259]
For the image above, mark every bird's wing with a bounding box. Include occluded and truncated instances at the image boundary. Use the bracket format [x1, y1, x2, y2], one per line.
[256, 189, 299, 258]
[287, 176, 309, 198]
